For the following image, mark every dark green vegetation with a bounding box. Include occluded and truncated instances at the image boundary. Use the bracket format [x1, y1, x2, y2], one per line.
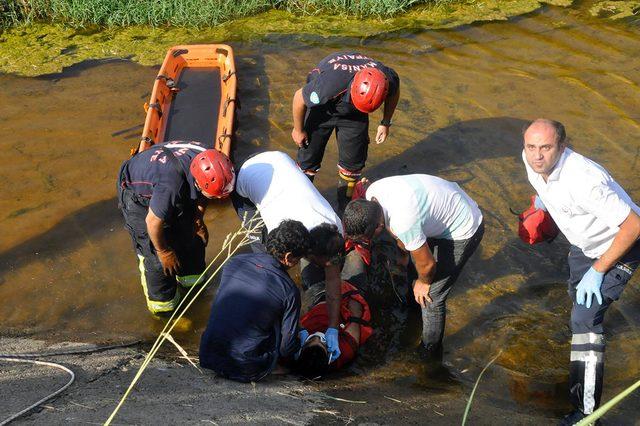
[1, 0, 450, 29]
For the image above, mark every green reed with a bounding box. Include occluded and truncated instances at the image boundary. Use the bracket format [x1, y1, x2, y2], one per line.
[1, 0, 449, 29]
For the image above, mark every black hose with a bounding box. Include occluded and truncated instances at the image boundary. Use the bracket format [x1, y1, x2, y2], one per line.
[0, 340, 142, 358]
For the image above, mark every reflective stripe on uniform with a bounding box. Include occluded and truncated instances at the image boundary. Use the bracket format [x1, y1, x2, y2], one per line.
[137, 254, 180, 314]
[570, 332, 605, 415]
[570, 350, 604, 363]
[337, 165, 361, 182]
[583, 352, 599, 414]
[176, 274, 203, 288]
[164, 142, 207, 152]
[571, 333, 605, 346]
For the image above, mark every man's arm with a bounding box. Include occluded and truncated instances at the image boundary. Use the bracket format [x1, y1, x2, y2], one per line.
[375, 85, 400, 145]
[146, 209, 180, 275]
[279, 289, 302, 358]
[382, 86, 400, 123]
[291, 88, 308, 148]
[323, 263, 343, 363]
[410, 242, 437, 308]
[593, 210, 640, 272]
[324, 263, 342, 328]
[194, 196, 209, 246]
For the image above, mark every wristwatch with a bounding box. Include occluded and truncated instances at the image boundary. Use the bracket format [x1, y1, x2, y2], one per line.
[380, 118, 392, 127]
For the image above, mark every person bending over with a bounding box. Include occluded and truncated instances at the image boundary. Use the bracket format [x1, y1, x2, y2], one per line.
[231, 150, 346, 361]
[291, 52, 401, 211]
[199, 220, 311, 383]
[117, 142, 234, 315]
[342, 175, 484, 369]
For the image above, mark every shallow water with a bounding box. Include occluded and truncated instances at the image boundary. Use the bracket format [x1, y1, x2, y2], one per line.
[1, 3, 639, 422]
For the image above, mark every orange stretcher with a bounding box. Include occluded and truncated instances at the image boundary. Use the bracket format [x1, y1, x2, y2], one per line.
[137, 44, 237, 156]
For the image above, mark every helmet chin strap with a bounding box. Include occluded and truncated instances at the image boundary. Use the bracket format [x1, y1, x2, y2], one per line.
[305, 331, 326, 344]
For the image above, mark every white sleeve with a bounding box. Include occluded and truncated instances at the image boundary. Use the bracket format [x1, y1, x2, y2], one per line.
[390, 211, 427, 252]
[575, 176, 631, 229]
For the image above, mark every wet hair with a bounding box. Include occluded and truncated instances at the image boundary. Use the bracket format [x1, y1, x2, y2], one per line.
[343, 199, 383, 240]
[309, 223, 345, 265]
[265, 220, 311, 259]
[296, 337, 330, 379]
[523, 119, 566, 145]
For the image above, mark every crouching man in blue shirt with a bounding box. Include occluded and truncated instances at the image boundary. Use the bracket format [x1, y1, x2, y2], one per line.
[199, 219, 311, 382]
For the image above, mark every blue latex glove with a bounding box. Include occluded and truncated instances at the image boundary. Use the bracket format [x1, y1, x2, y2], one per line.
[295, 329, 309, 360]
[576, 266, 604, 309]
[534, 195, 547, 211]
[325, 327, 341, 363]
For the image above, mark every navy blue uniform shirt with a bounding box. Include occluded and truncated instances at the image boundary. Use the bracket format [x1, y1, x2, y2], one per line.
[119, 141, 203, 221]
[199, 253, 301, 382]
[302, 52, 400, 115]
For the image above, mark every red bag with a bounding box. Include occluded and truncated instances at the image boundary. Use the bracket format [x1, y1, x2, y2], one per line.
[516, 196, 559, 244]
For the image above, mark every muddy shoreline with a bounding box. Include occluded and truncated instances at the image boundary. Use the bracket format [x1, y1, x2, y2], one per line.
[1, 0, 640, 424]
[2, 337, 639, 424]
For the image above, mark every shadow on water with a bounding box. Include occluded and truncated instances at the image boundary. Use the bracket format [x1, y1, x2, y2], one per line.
[35, 58, 136, 81]
[0, 198, 121, 279]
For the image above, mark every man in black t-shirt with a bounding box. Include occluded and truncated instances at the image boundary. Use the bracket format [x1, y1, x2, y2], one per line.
[291, 52, 400, 211]
[117, 141, 235, 315]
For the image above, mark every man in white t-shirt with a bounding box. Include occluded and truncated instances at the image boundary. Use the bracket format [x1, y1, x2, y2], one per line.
[522, 119, 640, 424]
[342, 174, 484, 368]
[231, 151, 345, 362]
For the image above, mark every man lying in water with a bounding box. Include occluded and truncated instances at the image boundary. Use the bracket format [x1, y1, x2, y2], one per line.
[199, 219, 311, 383]
[295, 281, 373, 377]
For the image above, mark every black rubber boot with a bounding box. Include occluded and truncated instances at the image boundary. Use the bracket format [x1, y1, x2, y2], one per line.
[336, 184, 350, 215]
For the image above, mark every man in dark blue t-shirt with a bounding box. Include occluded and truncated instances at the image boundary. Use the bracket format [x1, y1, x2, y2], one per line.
[117, 141, 235, 315]
[291, 52, 400, 211]
[199, 219, 311, 382]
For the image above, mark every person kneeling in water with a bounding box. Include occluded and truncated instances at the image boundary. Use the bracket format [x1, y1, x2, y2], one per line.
[199, 219, 311, 383]
[296, 281, 373, 377]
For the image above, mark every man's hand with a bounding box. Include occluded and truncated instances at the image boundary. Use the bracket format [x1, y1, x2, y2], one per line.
[194, 218, 209, 246]
[325, 327, 341, 363]
[576, 266, 604, 309]
[157, 248, 180, 276]
[413, 278, 433, 308]
[292, 128, 308, 148]
[375, 125, 390, 144]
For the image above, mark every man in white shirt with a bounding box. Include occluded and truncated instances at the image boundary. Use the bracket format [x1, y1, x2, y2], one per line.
[231, 151, 345, 362]
[342, 174, 484, 369]
[522, 119, 640, 424]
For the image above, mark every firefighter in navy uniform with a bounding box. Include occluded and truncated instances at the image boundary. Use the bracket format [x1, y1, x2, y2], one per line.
[117, 141, 235, 315]
[291, 52, 400, 211]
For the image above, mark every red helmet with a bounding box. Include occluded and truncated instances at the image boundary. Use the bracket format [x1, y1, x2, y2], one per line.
[350, 67, 389, 114]
[190, 150, 235, 198]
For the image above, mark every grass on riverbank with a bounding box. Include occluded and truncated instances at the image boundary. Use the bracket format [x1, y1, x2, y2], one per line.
[1, 0, 451, 29]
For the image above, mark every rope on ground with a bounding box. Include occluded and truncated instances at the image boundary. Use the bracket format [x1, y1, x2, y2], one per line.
[104, 214, 264, 426]
[0, 340, 142, 359]
[461, 349, 503, 426]
[0, 358, 75, 426]
[575, 378, 640, 426]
